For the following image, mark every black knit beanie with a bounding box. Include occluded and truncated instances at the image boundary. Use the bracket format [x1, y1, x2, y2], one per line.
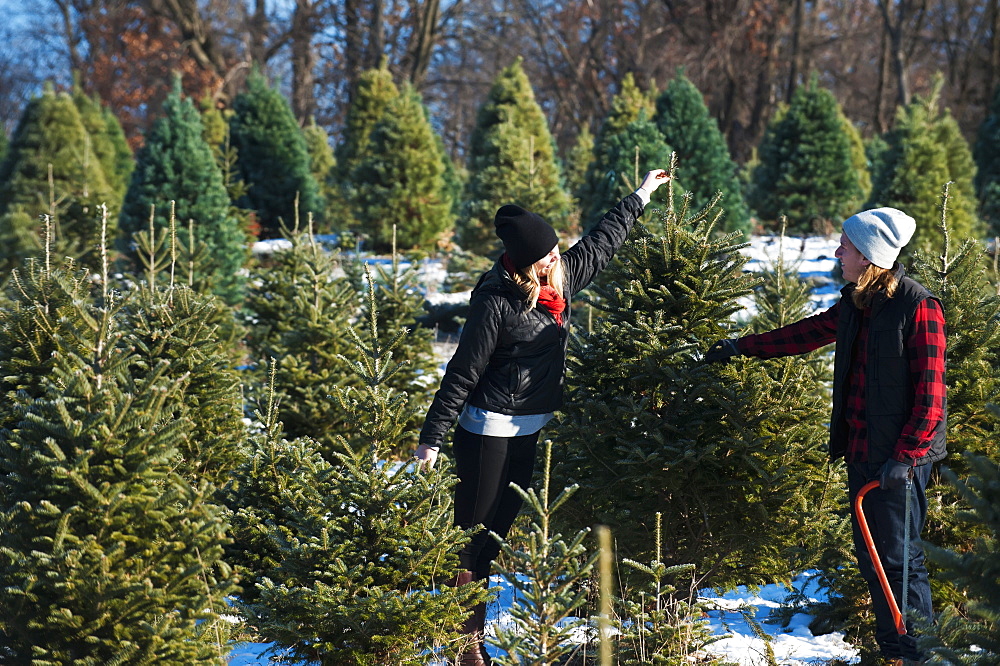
[494, 204, 558, 269]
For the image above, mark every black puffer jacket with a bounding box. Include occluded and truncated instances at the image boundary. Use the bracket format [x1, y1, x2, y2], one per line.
[419, 193, 646, 449]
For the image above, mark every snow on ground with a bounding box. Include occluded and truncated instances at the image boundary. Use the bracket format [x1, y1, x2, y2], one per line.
[228, 571, 858, 665]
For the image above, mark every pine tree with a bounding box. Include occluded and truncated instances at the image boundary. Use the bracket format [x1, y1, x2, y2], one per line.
[867, 81, 984, 258]
[551, 180, 841, 591]
[489, 439, 599, 665]
[223, 274, 485, 665]
[748, 77, 866, 233]
[654, 72, 751, 234]
[923, 437, 1000, 665]
[119, 82, 248, 304]
[351, 84, 454, 252]
[0, 257, 236, 664]
[72, 77, 133, 204]
[459, 58, 572, 256]
[975, 86, 1000, 238]
[200, 95, 256, 239]
[0, 85, 113, 270]
[578, 74, 662, 229]
[241, 224, 362, 460]
[303, 116, 337, 233]
[229, 69, 323, 237]
[580, 111, 675, 230]
[564, 125, 594, 213]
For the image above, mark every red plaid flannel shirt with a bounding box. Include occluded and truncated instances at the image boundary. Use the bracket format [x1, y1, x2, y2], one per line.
[736, 298, 946, 463]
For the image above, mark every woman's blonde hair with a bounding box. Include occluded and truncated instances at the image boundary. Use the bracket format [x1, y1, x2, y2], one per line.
[852, 262, 899, 308]
[509, 258, 565, 309]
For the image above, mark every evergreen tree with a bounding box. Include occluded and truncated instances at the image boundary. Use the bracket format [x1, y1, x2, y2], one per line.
[841, 112, 872, 209]
[333, 62, 399, 239]
[564, 125, 594, 214]
[974, 86, 1000, 237]
[242, 225, 362, 460]
[578, 73, 660, 228]
[230, 69, 322, 237]
[579, 111, 675, 229]
[119, 83, 247, 304]
[867, 82, 984, 258]
[0, 126, 7, 164]
[748, 77, 866, 233]
[924, 438, 1000, 665]
[200, 95, 256, 240]
[654, 72, 751, 234]
[459, 58, 572, 256]
[551, 183, 841, 591]
[224, 276, 485, 665]
[72, 78, 133, 203]
[0, 85, 113, 270]
[0, 258, 236, 664]
[489, 439, 599, 665]
[303, 116, 337, 233]
[351, 85, 454, 251]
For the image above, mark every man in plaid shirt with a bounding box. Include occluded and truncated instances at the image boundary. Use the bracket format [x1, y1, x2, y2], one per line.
[706, 208, 946, 666]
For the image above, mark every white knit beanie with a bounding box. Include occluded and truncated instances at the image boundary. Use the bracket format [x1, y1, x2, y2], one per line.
[842, 207, 916, 269]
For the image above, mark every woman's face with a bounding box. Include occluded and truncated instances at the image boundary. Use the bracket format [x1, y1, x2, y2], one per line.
[835, 232, 870, 283]
[531, 245, 560, 278]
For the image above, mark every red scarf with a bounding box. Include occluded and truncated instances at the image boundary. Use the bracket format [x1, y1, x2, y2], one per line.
[502, 253, 566, 325]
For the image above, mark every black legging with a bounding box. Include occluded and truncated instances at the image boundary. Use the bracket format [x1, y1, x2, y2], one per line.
[452, 424, 540, 580]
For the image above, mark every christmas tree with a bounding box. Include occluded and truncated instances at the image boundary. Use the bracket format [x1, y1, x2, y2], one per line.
[748, 76, 865, 233]
[72, 77, 133, 204]
[0, 254, 236, 664]
[241, 222, 362, 460]
[351, 84, 454, 252]
[655, 72, 751, 234]
[229, 69, 322, 238]
[577, 74, 663, 228]
[303, 116, 337, 233]
[0, 85, 113, 270]
[119, 81, 248, 304]
[459, 58, 572, 256]
[923, 435, 1000, 665]
[974, 85, 1000, 237]
[224, 272, 485, 665]
[334, 62, 399, 240]
[867, 80, 984, 258]
[552, 180, 840, 591]
[564, 125, 594, 213]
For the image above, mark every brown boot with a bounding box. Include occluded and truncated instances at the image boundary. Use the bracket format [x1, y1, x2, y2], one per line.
[449, 571, 488, 666]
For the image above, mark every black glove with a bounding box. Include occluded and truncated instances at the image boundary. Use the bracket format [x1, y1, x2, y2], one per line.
[704, 339, 741, 364]
[879, 459, 913, 491]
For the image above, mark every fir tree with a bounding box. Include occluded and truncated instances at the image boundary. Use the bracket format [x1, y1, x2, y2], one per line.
[351, 85, 454, 252]
[579, 111, 675, 229]
[975, 86, 1000, 238]
[867, 81, 984, 258]
[200, 96, 256, 239]
[459, 58, 572, 256]
[72, 77, 133, 203]
[229, 69, 322, 237]
[552, 179, 841, 591]
[578, 74, 661, 228]
[303, 116, 337, 231]
[923, 438, 1000, 665]
[224, 274, 486, 665]
[654, 72, 751, 234]
[748, 77, 866, 233]
[564, 125, 594, 213]
[119, 82, 248, 304]
[241, 224, 362, 460]
[0, 257, 236, 664]
[489, 439, 599, 665]
[0, 85, 113, 270]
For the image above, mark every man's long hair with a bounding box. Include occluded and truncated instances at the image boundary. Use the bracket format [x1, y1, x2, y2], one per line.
[509, 259, 565, 309]
[852, 262, 900, 309]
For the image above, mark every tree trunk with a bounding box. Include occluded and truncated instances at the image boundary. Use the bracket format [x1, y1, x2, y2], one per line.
[290, 0, 319, 123]
[407, 0, 441, 88]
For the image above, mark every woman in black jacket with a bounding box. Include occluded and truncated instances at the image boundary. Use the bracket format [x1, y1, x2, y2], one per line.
[416, 169, 669, 665]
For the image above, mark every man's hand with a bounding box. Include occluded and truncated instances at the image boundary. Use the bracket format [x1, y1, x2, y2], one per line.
[704, 339, 741, 364]
[879, 459, 913, 491]
[414, 443, 439, 471]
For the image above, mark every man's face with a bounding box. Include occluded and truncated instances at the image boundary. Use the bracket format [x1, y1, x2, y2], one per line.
[835, 232, 871, 283]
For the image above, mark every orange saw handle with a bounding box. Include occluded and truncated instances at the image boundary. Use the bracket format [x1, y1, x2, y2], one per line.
[853, 479, 906, 636]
